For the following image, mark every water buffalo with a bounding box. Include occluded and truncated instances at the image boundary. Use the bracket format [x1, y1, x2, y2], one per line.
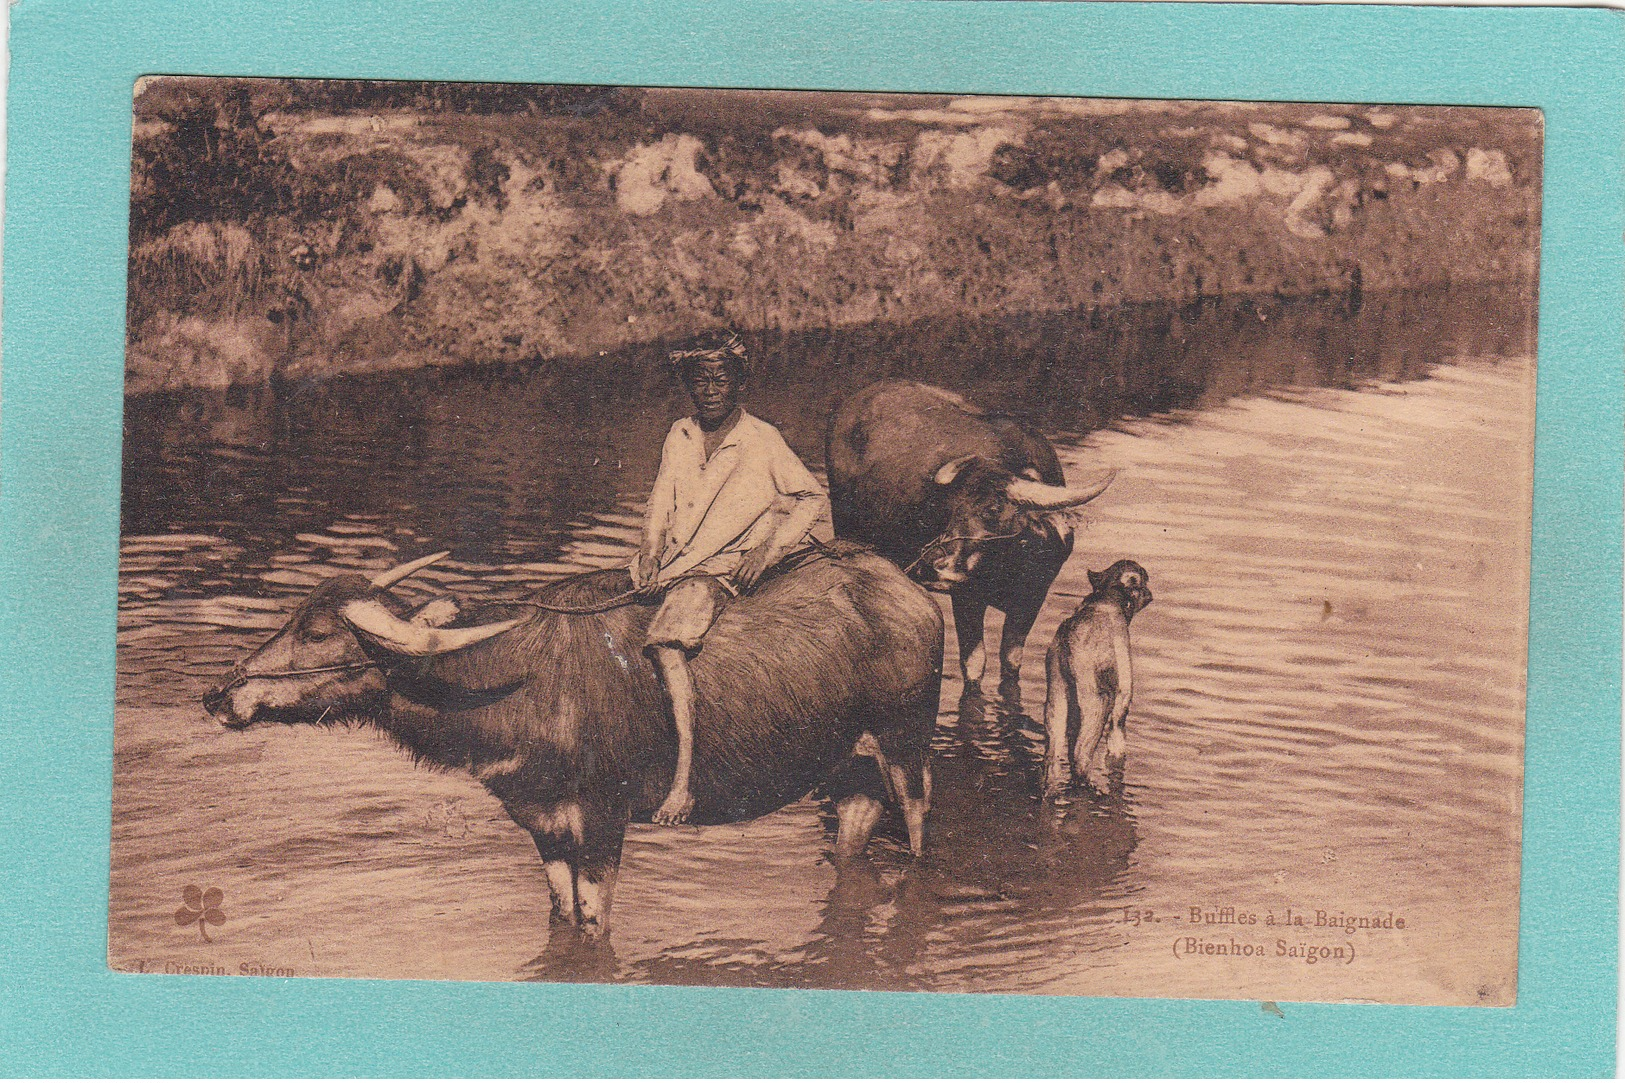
[203, 548, 942, 937]
[827, 380, 1115, 687]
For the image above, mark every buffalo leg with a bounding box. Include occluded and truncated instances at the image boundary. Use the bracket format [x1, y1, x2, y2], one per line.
[827, 736, 913, 860]
[996, 591, 1045, 685]
[951, 592, 989, 685]
[886, 764, 929, 855]
[541, 859, 578, 925]
[878, 747, 931, 856]
[874, 702, 934, 856]
[1092, 670, 1134, 789]
[572, 850, 623, 935]
[833, 794, 883, 861]
[1070, 680, 1112, 794]
[511, 798, 627, 935]
[1041, 644, 1075, 796]
[571, 801, 629, 938]
[509, 797, 586, 924]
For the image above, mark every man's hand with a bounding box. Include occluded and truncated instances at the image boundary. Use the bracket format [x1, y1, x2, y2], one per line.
[734, 544, 778, 592]
[632, 551, 662, 595]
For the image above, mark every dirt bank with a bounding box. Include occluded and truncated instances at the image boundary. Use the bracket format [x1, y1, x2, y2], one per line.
[126, 81, 1540, 393]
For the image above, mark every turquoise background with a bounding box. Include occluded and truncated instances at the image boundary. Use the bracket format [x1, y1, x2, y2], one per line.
[2, 0, 1619, 1075]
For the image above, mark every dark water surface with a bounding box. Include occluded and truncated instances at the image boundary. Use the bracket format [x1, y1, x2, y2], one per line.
[112, 288, 1532, 1003]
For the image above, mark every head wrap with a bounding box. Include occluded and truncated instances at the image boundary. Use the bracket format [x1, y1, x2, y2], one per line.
[668, 331, 750, 373]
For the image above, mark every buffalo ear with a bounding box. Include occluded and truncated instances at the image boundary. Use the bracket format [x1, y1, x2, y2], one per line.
[410, 597, 461, 628]
[933, 454, 981, 487]
[1088, 569, 1106, 592]
[1042, 510, 1075, 538]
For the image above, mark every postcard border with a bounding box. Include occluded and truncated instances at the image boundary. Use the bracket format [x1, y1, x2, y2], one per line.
[2, 0, 1620, 1075]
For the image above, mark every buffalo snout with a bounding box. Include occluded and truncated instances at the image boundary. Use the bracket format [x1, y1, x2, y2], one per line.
[202, 680, 254, 729]
[923, 544, 982, 589]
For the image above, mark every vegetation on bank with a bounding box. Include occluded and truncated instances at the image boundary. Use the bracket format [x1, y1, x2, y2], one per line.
[126, 79, 1541, 392]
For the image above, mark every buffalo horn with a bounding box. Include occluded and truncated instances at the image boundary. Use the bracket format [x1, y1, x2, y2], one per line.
[1004, 468, 1118, 509]
[370, 550, 452, 590]
[339, 599, 520, 657]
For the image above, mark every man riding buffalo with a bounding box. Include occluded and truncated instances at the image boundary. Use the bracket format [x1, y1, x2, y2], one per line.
[633, 330, 830, 825]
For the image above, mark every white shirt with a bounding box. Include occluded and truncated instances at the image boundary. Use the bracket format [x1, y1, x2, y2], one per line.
[642, 410, 826, 582]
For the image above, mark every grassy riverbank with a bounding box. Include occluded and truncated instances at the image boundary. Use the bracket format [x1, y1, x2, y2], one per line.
[126, 80, 1540, 393]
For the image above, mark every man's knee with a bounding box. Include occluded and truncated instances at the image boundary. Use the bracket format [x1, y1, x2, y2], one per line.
[649, 641, 695, 665]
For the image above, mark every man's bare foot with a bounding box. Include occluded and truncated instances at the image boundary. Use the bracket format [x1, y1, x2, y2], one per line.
[652, 791, 694, 825]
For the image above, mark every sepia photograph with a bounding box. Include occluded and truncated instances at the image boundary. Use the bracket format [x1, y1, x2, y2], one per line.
[110, 77, 1539, 1005]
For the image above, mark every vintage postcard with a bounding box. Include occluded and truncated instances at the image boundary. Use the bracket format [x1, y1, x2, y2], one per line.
[109, 77, 1537, 1005]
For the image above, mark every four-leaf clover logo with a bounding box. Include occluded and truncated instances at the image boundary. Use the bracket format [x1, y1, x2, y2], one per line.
[175, 885, 226, 942]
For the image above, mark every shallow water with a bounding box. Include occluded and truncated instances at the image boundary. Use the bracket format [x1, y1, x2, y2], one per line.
[111, 288, 1532, 1003]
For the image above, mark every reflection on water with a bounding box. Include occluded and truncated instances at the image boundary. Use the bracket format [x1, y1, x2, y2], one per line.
[111, 287, 1532, 1004]
[120, 288, 1525, 563]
